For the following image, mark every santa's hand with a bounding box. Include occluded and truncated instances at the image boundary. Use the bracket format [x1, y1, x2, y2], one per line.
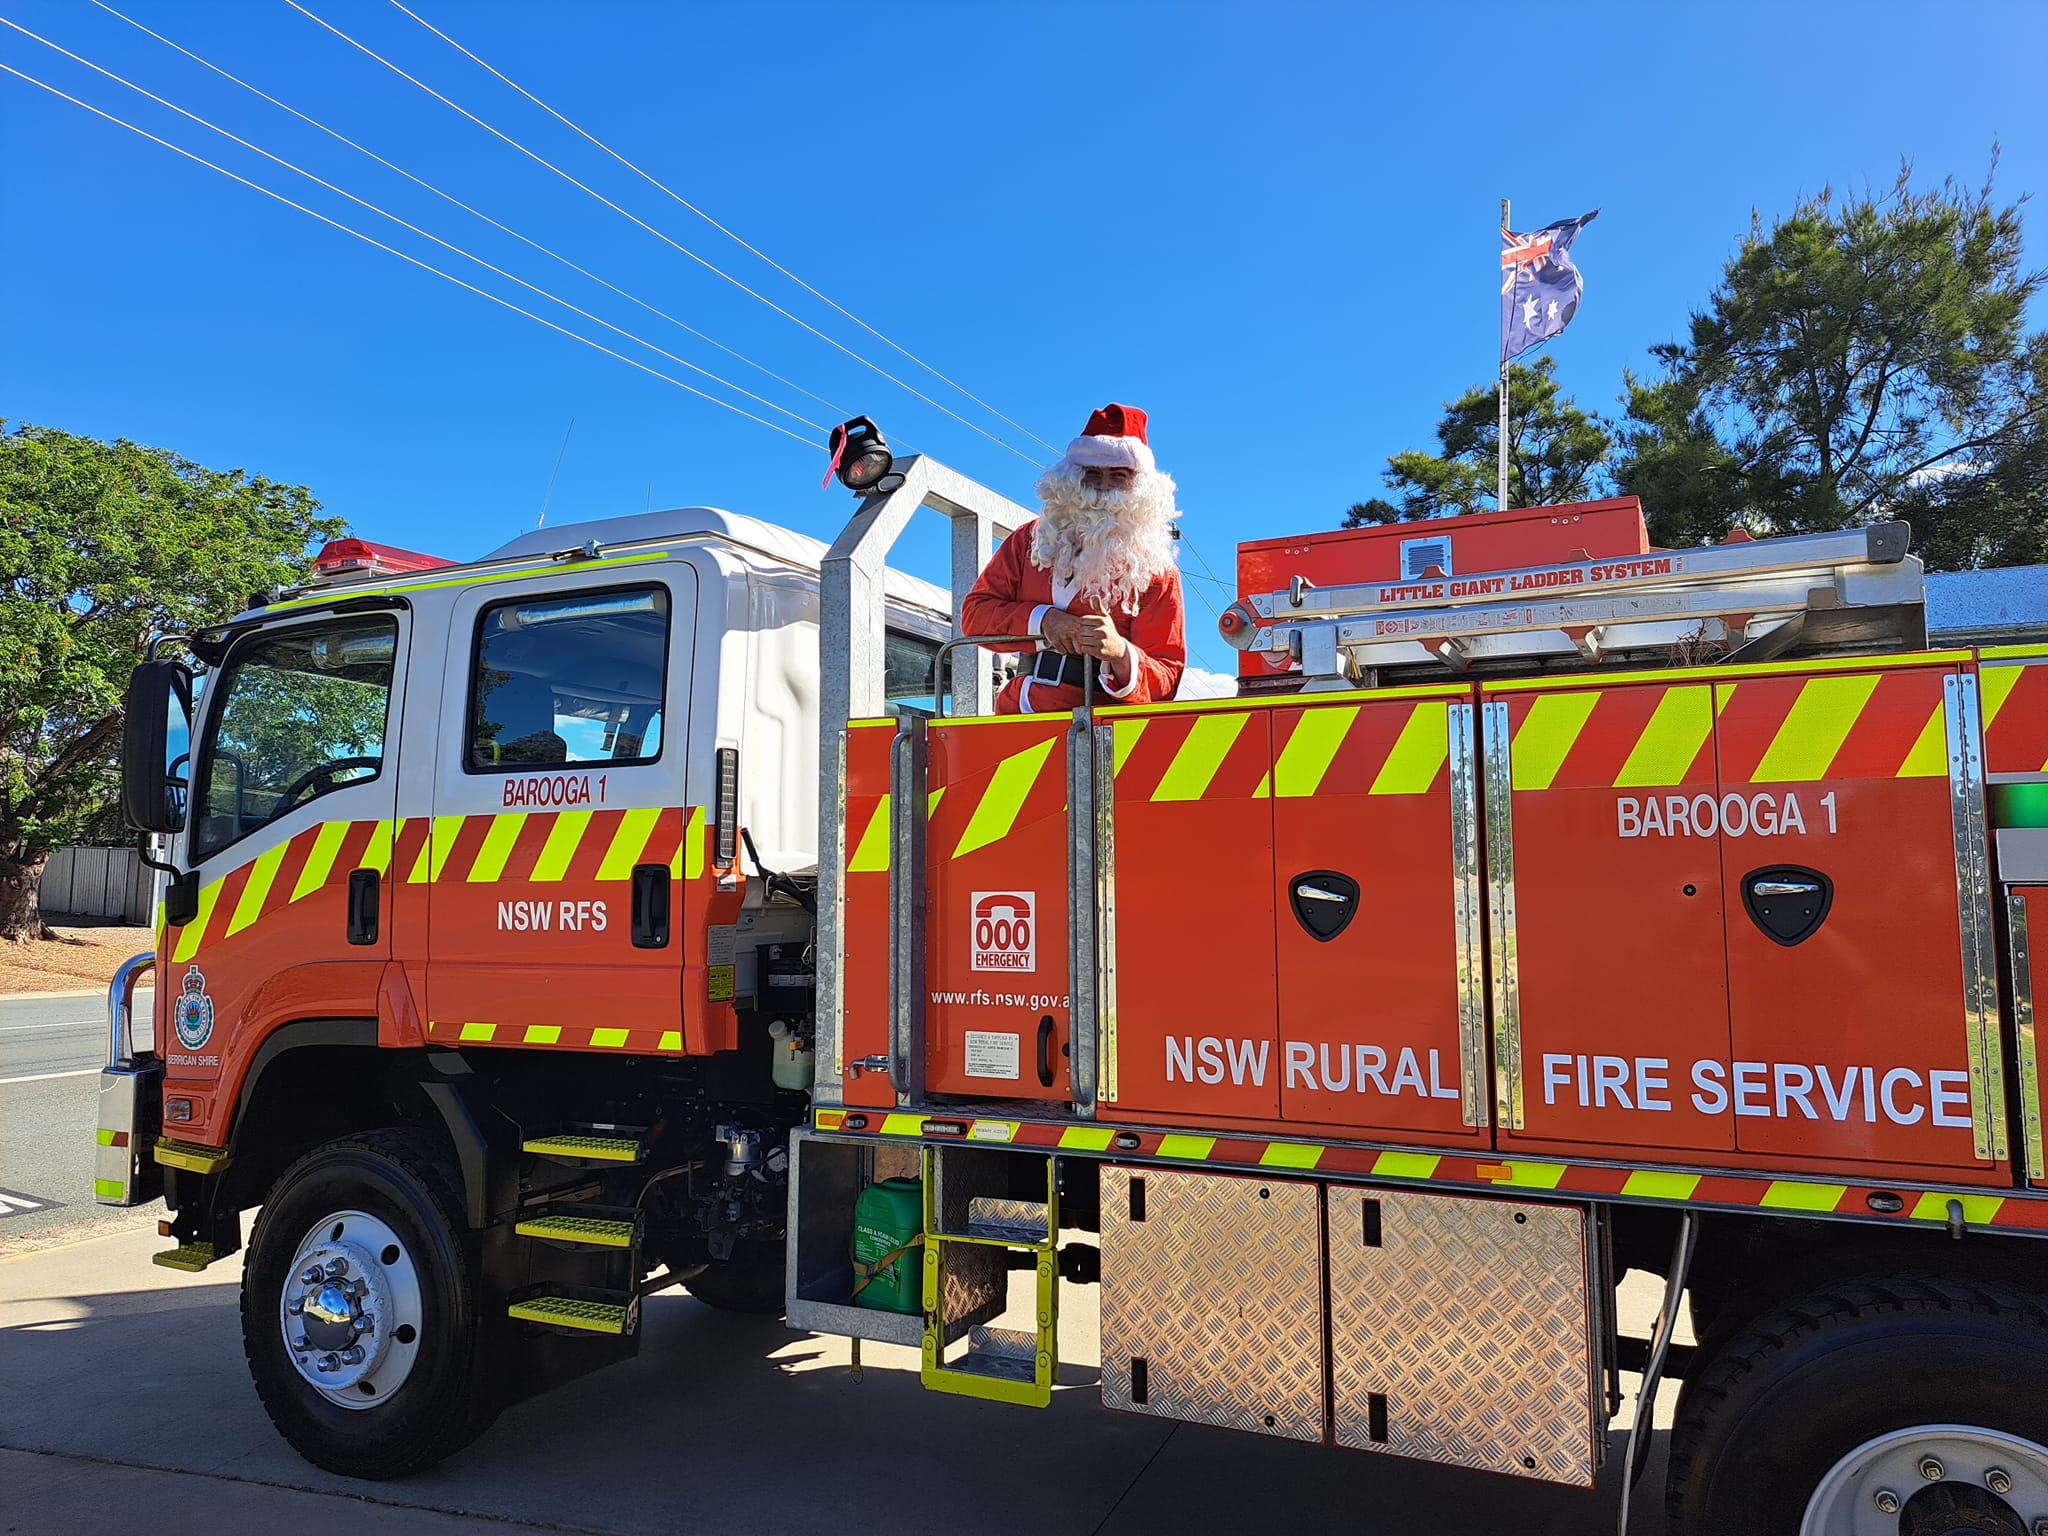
[1038, 608, 1087, 654]
[1071, 612, 1127, 661]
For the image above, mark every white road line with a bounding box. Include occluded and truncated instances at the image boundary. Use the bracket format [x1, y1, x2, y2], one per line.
[0, 1022, 95, 1033]
[0, 1068, 101, 1084]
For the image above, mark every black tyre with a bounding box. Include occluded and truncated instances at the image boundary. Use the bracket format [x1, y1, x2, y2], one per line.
[241, 1130, 498, 1479]
[1666, 1274, 2048, 1536]
[683, 1259, 786, 1314]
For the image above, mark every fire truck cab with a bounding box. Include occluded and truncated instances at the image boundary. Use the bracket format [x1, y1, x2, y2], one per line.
[101, 455, 2048, 1535]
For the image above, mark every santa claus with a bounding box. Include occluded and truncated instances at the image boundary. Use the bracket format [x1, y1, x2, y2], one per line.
[961, 403, 1186, 713]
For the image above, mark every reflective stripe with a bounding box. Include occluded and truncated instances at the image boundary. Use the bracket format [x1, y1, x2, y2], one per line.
[1897, 700, 1949, 778]
[1369, 703, 1449, 796]
[847, 801, 893, 874]
[954, 739, 1058, 857]
[523, 1024, 561, 1045]
[467, 813, 528, 883]
[459, 1022, 497, 1043]
[1981, 663, 2028, 728]
[94, 1178, 126, 1200]
[1622, 1169, 1701, 1200]
[1909, 1191, 2004, 1224]
[362, 819, 396, 874]
[291, 820, 351, 901]
[658, 1030, 682, 1052]
[596, 807, 662, 880]
[1748, 674, 1881, 783]
[1759, 1180, 1846, 1212]
[1111, 718, 1149, 777]
[1370, 1150, 1442, 1179]
[880, 1113, 926, 1136]
[531, 810, 591, 882]
[1510, 693, 1600, 791]
[1057, 1126, 1115, 1151]
[1270, 707, 1357, 798]
[1151, 714, 1248, 803]
[1155, 1134, 1216, 1160]
[225, 840, 290, 937]
[1483, 1161, 1568, 1189]
[425, 816, 469, 882]
[591, 1027, 629, 1048]
[1613, 687, 1714, 789]
[1258, 1141, 1323, 1170]
[170, 879, 223, 963]
[684, 805, 708, 880]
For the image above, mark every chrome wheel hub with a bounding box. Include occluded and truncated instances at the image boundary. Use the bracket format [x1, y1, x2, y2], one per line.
[278, 1210, 423, 1410]
[1802, 1425, 2048, 1535]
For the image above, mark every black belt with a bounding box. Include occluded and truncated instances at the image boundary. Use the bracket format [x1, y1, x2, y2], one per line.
[1027, 651, 1090, 689]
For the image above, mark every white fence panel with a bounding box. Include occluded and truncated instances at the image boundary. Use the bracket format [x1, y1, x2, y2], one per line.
[39, 845, 154, 924]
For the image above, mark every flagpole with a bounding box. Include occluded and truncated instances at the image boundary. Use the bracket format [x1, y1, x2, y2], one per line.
[1498, 196, 1511, 511]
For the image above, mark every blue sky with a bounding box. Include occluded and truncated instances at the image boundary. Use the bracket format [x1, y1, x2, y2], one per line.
[5, 1, 2044, 676]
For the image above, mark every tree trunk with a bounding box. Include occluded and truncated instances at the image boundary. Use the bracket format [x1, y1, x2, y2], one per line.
[0, 853, 52, 943]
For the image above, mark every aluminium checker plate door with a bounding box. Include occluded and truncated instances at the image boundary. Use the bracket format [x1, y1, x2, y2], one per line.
[424, 567, 697, 1053]
[1270, 694, 1486, 1141]
[165, 611, 409, 1091]
[1489, 680, 1735, 1155]
[1714, 664, 2000, 1176]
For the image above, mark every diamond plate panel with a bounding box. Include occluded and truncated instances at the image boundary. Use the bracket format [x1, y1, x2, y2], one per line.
[1099, 1166, 1324, 1443]
[1327, 1186, 1595, 1486]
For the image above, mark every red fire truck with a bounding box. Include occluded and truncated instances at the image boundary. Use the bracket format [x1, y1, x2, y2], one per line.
[98, 447, 2046, 1534]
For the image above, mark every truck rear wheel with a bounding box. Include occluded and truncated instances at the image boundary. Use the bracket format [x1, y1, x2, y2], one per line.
[241, 1130, 497, 1479]
[1665, 1275, 2048, 1536]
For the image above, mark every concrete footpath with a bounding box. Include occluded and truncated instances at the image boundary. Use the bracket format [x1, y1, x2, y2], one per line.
[0, 1219, 1673, 1535]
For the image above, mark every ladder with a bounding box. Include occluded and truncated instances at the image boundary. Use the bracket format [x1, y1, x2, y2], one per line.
[1221, 522, 1928, 685]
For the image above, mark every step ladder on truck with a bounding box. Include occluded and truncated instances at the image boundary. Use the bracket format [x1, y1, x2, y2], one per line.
[89, 438, 2048, 1532]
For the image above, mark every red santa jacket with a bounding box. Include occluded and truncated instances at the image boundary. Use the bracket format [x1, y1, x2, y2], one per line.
[959, 519, 1186, 714]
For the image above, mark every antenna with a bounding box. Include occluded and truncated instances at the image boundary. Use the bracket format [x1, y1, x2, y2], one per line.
[535, 418, 575, 529]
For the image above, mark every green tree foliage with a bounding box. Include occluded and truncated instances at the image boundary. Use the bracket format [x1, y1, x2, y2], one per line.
[0, 421, 341, 939]
[1623, 165, 2045, 555]
[1342, 356, 1613, 527]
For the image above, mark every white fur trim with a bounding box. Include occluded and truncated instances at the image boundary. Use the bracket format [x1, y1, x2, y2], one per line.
[1028, 603, 1052, 646]
[1065, 434, 1155, 473]
[1099, 644, 1143, 697]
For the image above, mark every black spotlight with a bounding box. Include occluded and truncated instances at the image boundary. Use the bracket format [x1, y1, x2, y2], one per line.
[826, 417, 899, 493]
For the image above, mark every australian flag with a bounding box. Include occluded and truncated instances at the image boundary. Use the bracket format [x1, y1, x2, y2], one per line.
[1501, 210, 1598, 362]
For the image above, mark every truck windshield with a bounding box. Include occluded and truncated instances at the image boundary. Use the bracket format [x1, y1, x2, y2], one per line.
[884, 628, 948, 713]
[192, 616, 397, 859]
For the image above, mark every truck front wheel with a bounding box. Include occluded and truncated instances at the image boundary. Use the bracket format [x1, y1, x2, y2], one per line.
[1666, 1275, 2048, 1535]
[240, 1130, 498, 1479]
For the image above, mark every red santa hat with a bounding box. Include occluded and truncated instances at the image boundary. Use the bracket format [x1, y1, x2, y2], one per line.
[1063, 402, 1156, 475]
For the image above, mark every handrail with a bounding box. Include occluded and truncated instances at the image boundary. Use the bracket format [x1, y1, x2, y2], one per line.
[929, 633, 1035, 717]
[107, 951, 155, 1068]
[930, 634, 1106, 718]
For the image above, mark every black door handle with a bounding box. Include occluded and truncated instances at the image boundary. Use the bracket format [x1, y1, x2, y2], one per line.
[347, 869, 378, 945]
[1036, 1015, 1056, 1088]
[631, 864, 670, 949]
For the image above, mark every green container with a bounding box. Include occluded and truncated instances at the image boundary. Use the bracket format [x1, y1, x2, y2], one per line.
[851, 1177, 924, 1314]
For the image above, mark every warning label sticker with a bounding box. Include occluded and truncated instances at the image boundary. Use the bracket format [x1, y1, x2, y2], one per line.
[964, 1031, 1021, 1080]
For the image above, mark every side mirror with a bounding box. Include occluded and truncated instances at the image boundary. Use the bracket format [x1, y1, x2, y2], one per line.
[120, 660, 192, 835]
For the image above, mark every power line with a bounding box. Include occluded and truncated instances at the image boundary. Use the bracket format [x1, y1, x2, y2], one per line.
[0, 60, 819, 450]
[85, 0, 857, 430]
[2, 15, 823, 434]
[282, 0, 1044, 466]
[386, 0, 1061, 459]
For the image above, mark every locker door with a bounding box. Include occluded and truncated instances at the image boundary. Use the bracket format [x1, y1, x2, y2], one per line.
[1272, 694, 1485, 1140]
[1105, 708, 1278, 1121]
[1490, 681, 1734, 1153]
[922, 715, 1075, 1100]
[1715, 665, 1996, 1173]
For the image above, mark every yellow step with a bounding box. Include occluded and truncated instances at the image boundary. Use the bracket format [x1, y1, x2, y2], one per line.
[515, 1214, 635, 1249]
[151, 1242, 216, 1272]
[507, 1294, 629, 1335]
[154, 1138, 230, 1174]
[521, 1134, 642, 1164]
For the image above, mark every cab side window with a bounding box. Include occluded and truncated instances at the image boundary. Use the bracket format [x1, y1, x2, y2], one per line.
[468, 585, 670, 771]
[193, 616, 397, 859]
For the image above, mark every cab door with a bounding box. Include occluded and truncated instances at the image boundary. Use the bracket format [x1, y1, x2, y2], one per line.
[167, 611, 408, 1099]
[424, 569, 697, 1052]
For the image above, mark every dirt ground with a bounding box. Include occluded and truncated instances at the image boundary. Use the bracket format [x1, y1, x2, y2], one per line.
[0, 918, 151, 995]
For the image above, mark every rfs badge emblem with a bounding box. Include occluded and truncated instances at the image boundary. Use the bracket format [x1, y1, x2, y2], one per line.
[175, 965, 216, 1050]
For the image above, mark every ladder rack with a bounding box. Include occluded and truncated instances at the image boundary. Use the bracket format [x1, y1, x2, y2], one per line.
[1221, 522, 1928, 685]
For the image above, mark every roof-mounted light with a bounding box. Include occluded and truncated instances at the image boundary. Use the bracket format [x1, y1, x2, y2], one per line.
[825, 417, 902, 494]
[310, 538, 455, 585]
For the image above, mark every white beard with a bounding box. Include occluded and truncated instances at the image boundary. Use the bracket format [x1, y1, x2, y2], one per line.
[1029, 462, 1179, 613]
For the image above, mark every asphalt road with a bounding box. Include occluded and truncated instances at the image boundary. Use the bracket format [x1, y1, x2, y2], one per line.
[0, 988, 152, 1240]
[0, 1225, 1677, 1535]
